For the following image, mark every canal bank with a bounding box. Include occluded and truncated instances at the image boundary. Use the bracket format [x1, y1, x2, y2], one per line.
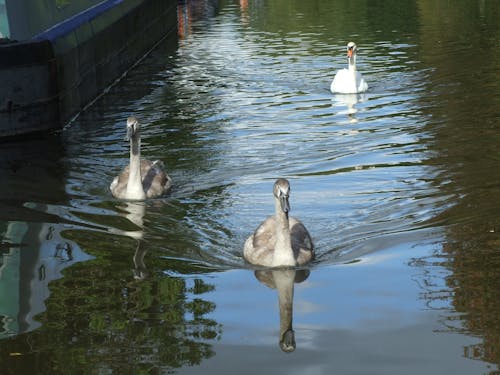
[0, 0, 177, 137]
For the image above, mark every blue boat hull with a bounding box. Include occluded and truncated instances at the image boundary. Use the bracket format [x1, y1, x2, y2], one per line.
[0, 0, 177, 137]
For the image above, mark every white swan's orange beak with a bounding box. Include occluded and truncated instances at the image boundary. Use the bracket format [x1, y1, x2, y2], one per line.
[347, 48, 353, 58]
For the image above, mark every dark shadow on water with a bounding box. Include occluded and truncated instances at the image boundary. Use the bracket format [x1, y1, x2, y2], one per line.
[0, 133, 68, 218]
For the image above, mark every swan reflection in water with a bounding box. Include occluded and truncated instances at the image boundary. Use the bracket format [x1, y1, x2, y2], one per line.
[120, 201, 146, 240]
[119, 201, 149, 280]
[332, 93, 367, 119]
[132, 241, 148, 280]
[254, 268, 310, 352]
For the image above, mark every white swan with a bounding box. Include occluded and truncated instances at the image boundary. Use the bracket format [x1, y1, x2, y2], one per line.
[110, 116, 172, 200]
[330, 42, 368, 94]
[243, 178, 314, 267]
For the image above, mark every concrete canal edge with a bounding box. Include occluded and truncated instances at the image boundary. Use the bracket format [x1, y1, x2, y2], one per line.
[0, 0, 177, 137]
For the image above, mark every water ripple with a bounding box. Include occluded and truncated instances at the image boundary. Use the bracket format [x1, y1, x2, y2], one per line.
[54, 5, 454, 270]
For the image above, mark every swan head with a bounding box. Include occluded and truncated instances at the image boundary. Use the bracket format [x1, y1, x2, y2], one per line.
[346, 42, 359, 67]
[347, 42, 357, 58]
[273, 178, 290, 215]
[126, 116, 140, 141]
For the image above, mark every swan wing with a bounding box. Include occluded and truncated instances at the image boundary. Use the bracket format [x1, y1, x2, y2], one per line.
[110, 176, 119, 191]
[110, 166, 130, 198]
[244, 216, 314, 266]
[140, 159, 173, 198]
[331, 69, 348, 93]
[243, 216, 276, 266]
[290, 217, 314, 264]
[331, 69, 368, 94]
[356, 72, 368, 93]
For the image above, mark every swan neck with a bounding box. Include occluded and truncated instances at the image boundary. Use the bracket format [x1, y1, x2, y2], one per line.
[273, 198, 295, 267]
[131, 133, 140, 157]
[126, 136, 146, 200]
[348, 55, 357, 72]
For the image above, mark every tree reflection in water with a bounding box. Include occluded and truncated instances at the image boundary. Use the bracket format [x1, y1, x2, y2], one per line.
[443, 224, 500, 365]
[0, 229, 222, 374]
[413, 1, 500, 368]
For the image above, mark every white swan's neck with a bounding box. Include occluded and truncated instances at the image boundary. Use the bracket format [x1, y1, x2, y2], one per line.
[126, 136, 146, 200]
[348, 54, 357, 73]
[272, 199, 295, 267]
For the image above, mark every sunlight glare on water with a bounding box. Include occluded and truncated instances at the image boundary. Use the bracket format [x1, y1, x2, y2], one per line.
[9, 3, 466, 270]
[109, 4, 447, 266]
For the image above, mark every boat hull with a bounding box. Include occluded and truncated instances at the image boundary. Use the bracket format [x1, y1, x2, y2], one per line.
[0, 0, 177, 138]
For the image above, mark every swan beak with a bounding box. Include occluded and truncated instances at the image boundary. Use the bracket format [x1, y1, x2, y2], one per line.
[280, 194, 290, 214]
[347, 48, 353, 58]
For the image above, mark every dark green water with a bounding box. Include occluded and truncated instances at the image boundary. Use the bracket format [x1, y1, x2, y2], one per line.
[1, 0, 499, 373]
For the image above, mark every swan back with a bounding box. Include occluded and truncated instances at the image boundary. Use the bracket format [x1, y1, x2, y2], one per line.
[110, 159, 172, 199]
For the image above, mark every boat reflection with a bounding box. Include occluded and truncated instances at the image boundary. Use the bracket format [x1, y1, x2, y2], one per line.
[0, 134, 93, 338]
[254, 268, 310, 352]
[0, 217, 92, 338]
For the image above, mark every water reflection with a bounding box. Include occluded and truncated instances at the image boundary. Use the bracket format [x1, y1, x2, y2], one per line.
[0, 134, 67, 210]
[0, 134, 93, 339]
[132, 242, 148, 280]
[177, 0, 220, 39]
[0, 218, 91, 339]
[442, 225, 500, 365]
[120, 201, 146, 240]
[1, 228, 222, 372]
[332, 92, 367, 119]
[414, 0, 500, 368]
[254, 269, 310, 352]
[0, 0, 499, 372]
[119, 201, 148, 279]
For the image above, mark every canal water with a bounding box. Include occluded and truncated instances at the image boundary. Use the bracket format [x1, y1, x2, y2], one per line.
[1, 0, 499, 373]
